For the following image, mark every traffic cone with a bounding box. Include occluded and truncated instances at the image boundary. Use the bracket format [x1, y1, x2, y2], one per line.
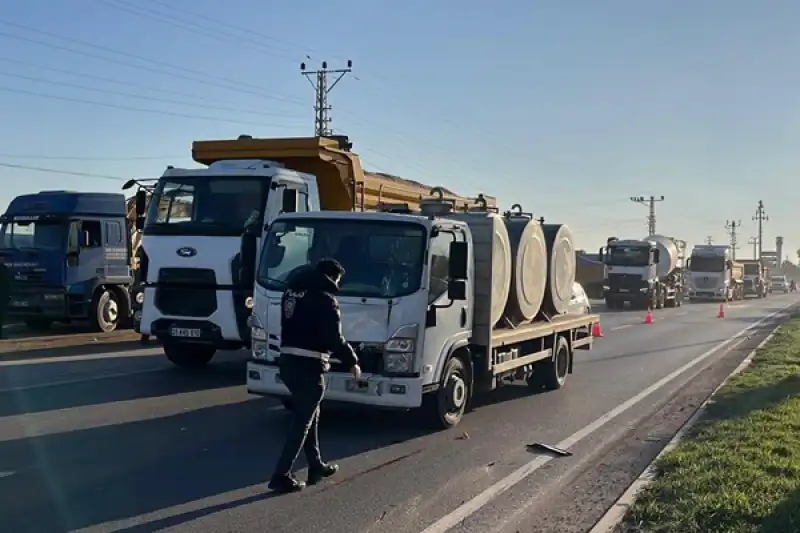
[592, 320, 604, 338]
[643, 307, 653, 324]
[717, 303, 725, 318]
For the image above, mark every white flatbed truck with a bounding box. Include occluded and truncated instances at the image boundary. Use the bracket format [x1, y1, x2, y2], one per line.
[245, 204, 599, 428]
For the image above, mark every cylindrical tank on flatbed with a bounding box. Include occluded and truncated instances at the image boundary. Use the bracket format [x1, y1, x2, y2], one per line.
[543, 224, 576, 315]
[502, 209, 547, 325]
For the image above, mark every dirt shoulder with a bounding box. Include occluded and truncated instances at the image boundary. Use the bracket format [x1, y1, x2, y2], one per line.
[620, 315, 800, 533]
[0, 328, 149, 360]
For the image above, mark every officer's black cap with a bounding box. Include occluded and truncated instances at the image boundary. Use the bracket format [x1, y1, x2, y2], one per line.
[316, 258, 345, 279]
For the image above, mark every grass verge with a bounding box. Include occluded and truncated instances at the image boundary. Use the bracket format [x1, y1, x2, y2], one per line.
[622, 314, 800, 533]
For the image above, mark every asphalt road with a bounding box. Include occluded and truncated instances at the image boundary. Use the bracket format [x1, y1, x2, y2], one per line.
[0, 294, 797, 533]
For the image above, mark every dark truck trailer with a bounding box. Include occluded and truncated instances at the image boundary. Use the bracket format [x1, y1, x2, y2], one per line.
[0, 190, 135, 332]
[740, 259, 768, 299]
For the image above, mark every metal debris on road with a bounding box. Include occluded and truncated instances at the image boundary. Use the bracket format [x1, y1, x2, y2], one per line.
[526, 442, 573, 457]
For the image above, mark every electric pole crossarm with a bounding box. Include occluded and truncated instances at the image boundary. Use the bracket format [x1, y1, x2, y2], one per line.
[752, 200, 769, 260]
[630, 195, 664, 236]
[725, 219, 742, 260]
[300, 60, 353, 137]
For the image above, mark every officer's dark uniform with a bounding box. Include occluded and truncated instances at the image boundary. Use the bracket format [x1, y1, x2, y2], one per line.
[0, 262, 10, 339]
[269, 259, 358, 493]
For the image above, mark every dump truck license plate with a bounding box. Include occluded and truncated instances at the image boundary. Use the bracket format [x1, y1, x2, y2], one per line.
[170, 327, 201, 338]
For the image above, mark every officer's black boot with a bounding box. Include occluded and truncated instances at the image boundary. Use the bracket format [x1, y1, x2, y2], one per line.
[268, 474, 305, 494]
[307, 463, 339, 485]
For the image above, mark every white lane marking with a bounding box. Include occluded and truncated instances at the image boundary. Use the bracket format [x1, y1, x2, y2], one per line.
[610, 324, 632, 331]
[0, 367, 166, 393]
[0, 471, 15, 478]
[0, 348, 163, 367]
[419, 301, 796, 533]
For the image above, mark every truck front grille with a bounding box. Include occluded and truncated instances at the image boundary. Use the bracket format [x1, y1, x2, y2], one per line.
[155, 268, 217, 317]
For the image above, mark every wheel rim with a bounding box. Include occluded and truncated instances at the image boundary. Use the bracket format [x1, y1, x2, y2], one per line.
[445, 373, 467, 412]
[556, 346, 569, 380]
[104, 298, 119, 323]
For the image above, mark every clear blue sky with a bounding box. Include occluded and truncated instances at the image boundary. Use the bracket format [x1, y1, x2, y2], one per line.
[0, 0, 797, 257]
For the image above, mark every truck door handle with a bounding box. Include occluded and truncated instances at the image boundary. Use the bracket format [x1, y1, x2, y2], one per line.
[460, 307, 467, 327]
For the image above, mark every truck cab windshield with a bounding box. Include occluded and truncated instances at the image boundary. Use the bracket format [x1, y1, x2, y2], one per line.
[689, 256, 724, 272]
[144, 176, 267, 236]
[0, 218, 66, 250]
[257, 219, 426, 299]
[744, 264, 760, 275]
[606, 245, 650, 266]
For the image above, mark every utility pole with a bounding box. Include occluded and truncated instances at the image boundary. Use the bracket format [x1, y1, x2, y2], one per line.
[300, 60, 353, 137]
[748, 236, 759, 259]
[630, 195, 665, 236]
[705, 236, 714, 245]
[725, 220, 741, 260]
[753, 200, 768, 260]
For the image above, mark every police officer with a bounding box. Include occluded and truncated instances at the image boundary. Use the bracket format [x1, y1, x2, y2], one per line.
[0, 261, 9, 339]
[268, 258, 361, 494]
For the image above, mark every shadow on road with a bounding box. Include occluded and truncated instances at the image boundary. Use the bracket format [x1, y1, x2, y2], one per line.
[0, 397, 431, 533]
[0, 336, 148, 362]
[0, 358, 246, 417]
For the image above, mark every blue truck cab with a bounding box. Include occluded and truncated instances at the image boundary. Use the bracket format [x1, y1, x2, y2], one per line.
[0, 190, 134, 332]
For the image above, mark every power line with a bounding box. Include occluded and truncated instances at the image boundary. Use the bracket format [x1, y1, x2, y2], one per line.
[301, 61, 353, 136]
[725, 219, 742, 260]
[0, 70, 301, 119]
[0, 24, 305, 105]
[753, 200, 769, 260]
[630, 195, 664, 236]
[0, 55, 274, 110]
[747, 236, 759, 259]
[0, 161, 129, 181]
[0, 85, 305, 128]
[0, 153, 180, 161]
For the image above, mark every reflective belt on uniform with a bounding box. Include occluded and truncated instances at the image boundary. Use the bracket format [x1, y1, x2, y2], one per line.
[281, 346, 332, 363]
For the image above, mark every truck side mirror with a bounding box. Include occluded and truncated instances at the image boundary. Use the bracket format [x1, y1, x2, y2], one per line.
[135, 217, 145, 231]
[448, 241, 468, 280]
[281, 188, 298, 213]
[653, 249, 660, 263]
[135, 189, 147, 216]
[239, 230, 258, 286]
[447, 279, 467, 301]
[598, 247, 604, 260]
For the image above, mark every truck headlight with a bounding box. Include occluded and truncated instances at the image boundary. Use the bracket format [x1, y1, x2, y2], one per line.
[251, 327, 267, 359]
[384, 352, 413, 373]
[136, 292, 145, 304]
[385, 338, 414, 352]
[245, 296, 254, 309]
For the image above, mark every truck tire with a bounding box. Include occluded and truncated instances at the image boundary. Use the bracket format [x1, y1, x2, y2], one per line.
[163, 342, 216, 369]
[529, 335, 570, 391]
[24, 318, 52, 331]
[91, 289, 120, 333]
[422, 355, 470, 429]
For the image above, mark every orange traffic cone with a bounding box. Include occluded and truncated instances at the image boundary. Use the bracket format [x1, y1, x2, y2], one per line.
[643, 307, 653, 324]
[592, 320, 604, 338]
[717, 303, 725, 318]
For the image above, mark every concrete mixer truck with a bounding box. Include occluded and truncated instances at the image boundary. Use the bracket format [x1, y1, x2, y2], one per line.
[246, 198, 599, 429]
[598, 235, 687, 310]
[128, 135, 497, 369]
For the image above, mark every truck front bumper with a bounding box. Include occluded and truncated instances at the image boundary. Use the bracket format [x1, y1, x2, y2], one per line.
[688, 289, 726, 301]
[246, 361, 425, 409]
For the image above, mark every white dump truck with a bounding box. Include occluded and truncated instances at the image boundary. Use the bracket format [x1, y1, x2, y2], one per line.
[599, 235, 686, 310]
[686, 245, 744, 301]
[129, 135, 492, 369]
[246, 197, 599, 429]
[740, 259, 769, 299]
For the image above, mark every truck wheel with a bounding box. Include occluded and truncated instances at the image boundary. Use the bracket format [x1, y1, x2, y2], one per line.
[605, 297, 614, 310]
[164, 342, 216, 369]
[91, 289, 120, 333]
[24, 318, 52, 331]
[529, 335, 570, 391]
[423, 356, 470, 429]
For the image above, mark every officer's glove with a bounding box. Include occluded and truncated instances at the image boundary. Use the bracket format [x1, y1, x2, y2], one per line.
[351, 364, 362, 380]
